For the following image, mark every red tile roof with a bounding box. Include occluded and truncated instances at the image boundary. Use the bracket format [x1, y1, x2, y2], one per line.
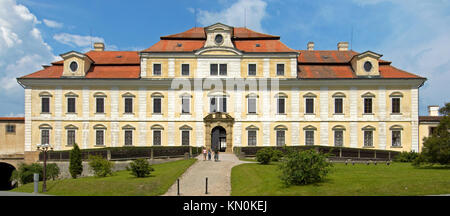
[143, 40, 205, 52]
[0, 117, 24, 122]
[235, 40, 297, 53]
[85, 65, 140, 79]
[159, 27, 279, 40]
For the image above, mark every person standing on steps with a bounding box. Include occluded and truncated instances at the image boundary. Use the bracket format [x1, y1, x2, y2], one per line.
[202, 147, 207, 161]
[214, 149, 219, 162]
[208, 148, 212, 161]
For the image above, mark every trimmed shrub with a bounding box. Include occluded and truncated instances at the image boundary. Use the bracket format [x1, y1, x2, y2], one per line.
[393, 151, 419, 163]
[88, 155, 113, 177]
[46, 163, 60, 180]
[256, 148, 273, 164]
[279, 149, 332, 186]
[69, 143, 83, 179]
[10, 163, 42, 185]
[127, 158, 154, 178]
[271, 149, 284, 162]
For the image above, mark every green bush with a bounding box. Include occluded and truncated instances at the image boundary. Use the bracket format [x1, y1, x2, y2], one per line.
[393, 151, 420, 162]
[279, 149, 332, 186]
[127, 158, 154, 178]
[256, 148, 273, 164]
[69, 143, 83, 179]
[10, 163, 60, 184]
[88, 155, 114, 177]
[46, 163, 60, 180]
[271, 149, 284, 162]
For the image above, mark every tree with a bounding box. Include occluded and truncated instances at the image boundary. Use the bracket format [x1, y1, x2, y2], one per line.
[414, 103, 450, 166]
[69, 143, 83, 178]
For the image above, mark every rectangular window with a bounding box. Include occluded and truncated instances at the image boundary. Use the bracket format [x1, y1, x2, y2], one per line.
[248, 131, 257, 146]
[6, 125, 15, 133]
[125, 130, 133, 146]
[305, 98, 314, 114]
[248, 64, 256, 76]
[182, 97, 190, 113]
[210, 64, 218, 76]
[96, 130, 104, 146]
[181, 64, 190, 76]
[182, 131, 190, 146]
[153, 64, 161, 75]
[392, 131, 401, 147]
[67, 130, 75, 146]
[277, 98, 285, 114]
[364, 98, 372, 114]
[305, 130, 314, 145]
[334, 98, 343, 114]
[392, 98, 401, 113]
[219, 64, 227, 75]
[67, 98, 76, 113]
[210, 98, 217, 113]
[41, 97, 50, 113]
[96, 98, 104, 113]
[41, 130, 49, 145]
[248, 98, 256, 114]
[153, 130, 161, 146]
[277, 64, 285, 76]
[153, 98, 161, 114]
[276, 130, 285, 146]
[124, 98, 133, 113]
[334, 130, 343, 147]
[364, 131, 373, 147]
[219, 97, 227, 112]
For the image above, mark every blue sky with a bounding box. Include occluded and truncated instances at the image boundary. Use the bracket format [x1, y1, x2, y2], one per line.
[0, 0, 449, 116]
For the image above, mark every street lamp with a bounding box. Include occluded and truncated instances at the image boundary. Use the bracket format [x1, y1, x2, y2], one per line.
[37, 143, 53, 192]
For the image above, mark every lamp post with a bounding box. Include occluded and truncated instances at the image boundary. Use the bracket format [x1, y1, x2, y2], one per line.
[37, 143, 53, 192]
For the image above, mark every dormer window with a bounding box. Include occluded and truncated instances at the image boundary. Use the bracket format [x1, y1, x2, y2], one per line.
[69, 61, 78, 72]
[364, 61, 372, 72]
[215, 34, 223, 45]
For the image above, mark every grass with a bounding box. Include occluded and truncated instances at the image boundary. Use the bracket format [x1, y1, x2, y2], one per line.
[12, 158, 196, 196]
[231, 162, 450, 196]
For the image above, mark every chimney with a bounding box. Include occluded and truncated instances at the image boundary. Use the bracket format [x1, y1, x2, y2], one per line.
[94, 42, 105, 51]
[337, 42, 349, 51]
[428, 105, 440, 116]
[307, 42, 314, 51]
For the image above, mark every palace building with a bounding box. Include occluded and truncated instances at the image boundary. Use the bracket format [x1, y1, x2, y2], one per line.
[16, 23, 427, 154]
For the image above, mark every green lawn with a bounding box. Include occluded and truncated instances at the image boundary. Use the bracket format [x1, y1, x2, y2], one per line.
[231, 162, 450, 196]
[12, 159, 196, 196]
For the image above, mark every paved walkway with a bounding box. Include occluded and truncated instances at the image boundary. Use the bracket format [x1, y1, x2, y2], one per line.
[164, 153, 253, 196]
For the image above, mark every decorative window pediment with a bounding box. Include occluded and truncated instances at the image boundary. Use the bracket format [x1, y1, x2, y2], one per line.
[246, 93, 259, 98]
[64, 124, 78, 130]
[179, 93, 192, 98]
[151, 92, 164, 98]
[303, 125, 317, 131]
[122, 124, 136, 130]
[39, 91, 53, 97]
[151, 124, 164, 130]
[64, 92, 79, 97]
[93, 92, 107, 98]
[303, 92, 317, 98]
[332, 125, 346, 131]
[332, 92, 346, 98]
[274, 125, 288, 131]
[361, 92, 376, 98]
[389, 92, 404, 98]
[208, 91, 230, 97]
[362, 125, 376, 131]
[179, 125, 193, 130]
[275, 92, 288, 98]
[93, 124, 107, 130]
[39, 123, 53, 129]
[246, 125, 259, 131]
[122, 92, 136, 98]
[389, 125, 404, 130]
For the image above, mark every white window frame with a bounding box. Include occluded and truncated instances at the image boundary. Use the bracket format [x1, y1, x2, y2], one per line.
[181, 63, 190, 76]
[247, 130, 257, 146]
[276, 63, 285, 76]
[391, 97, 401, 114]
[181, 96, 191, 114]
[363, 97, 373, 114]
[334, 97, 344, 114]
[124, 97, 133, 114]
[277, 97, 286, 114]
[209, 96, 227, 113]
[153, 63, 162, 76]
[41, 96, 51, 113]
[67, 97, 76, 113]
[95, 129, 105, 146]
[40, 129, 50, 145]
[181, 130, 190, 146]
[276, 130, 286, 146]
[391, 130, 402, 147]
[66, 129, 76, 146]
[334, 130, 344, 147]
[304, 97, 315, 114]
[364, 130, 373, 147]
[248, 63, 257, 76]
[124, 130, 133, 146]
[305, 130, 314, 146]
[247, 96, 257, 114]
[153, 130, 162, 146]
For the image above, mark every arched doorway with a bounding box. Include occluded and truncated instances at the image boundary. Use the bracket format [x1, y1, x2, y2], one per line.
[0, 163, 16, 190]
[211, 126, 227, 152]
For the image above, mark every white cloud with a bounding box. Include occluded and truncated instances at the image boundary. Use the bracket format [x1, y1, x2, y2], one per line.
[43, 19, 63, 28]
[53, 33, 104, 47]
[0, 0, 57, 115]
[197, 0, 268, 32]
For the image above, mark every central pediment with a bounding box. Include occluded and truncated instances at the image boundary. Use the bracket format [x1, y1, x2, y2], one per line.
[203, 23, 235, 49]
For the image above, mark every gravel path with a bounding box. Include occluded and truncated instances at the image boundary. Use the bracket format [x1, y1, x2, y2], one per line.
[164, 153, 253, 196]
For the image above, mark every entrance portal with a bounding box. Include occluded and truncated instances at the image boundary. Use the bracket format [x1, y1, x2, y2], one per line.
[211, 126, 227, 152]
[0, 163, 16, 190]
